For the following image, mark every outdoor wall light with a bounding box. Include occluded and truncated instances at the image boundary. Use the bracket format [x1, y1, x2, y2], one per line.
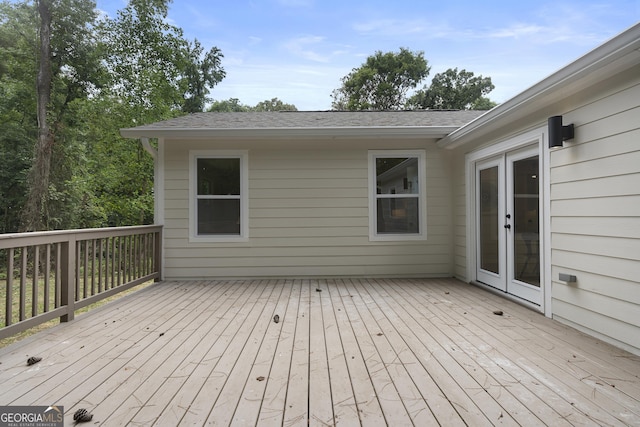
[548, 115, 574, 148]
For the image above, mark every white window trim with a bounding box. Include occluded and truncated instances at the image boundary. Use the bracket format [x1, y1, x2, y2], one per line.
[189, 150, 249, 242]
[368, 150, 427, 241]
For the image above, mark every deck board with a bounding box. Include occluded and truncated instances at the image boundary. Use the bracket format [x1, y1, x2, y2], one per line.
[1, 278, 639, 426]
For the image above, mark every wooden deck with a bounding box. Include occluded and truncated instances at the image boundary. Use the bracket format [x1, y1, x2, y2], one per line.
[1, 278, 639, 426]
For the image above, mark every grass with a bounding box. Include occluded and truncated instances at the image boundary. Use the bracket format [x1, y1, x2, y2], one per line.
[0, 280, 154, 349]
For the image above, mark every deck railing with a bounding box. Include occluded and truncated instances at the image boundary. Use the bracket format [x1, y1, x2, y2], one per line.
[0, 225, 162, 340]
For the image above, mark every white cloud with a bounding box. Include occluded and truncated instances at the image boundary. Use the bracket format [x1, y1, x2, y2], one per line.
[211, 61, 348, 110]
[283, 35, 331, 62]
[352, 19, 435, 37]
[486, 23, 546, 39]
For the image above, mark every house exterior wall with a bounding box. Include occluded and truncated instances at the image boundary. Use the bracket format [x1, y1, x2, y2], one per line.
[450, 64, 640, 355]
[549, 70, 640, 354]
[161, 138, 455, 280]
[451, 153, 468, 281]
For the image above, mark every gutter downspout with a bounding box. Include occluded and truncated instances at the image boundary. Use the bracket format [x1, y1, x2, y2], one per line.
[141, 137, 157, 160]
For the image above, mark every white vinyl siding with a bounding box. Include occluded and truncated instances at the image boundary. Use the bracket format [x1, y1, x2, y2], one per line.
[549, 76, 640, 354]
[451, 154, 468, 280]
[162, 141, 453, 279]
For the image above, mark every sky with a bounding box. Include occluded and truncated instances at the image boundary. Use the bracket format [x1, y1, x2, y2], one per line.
[96, 0, 639, 111]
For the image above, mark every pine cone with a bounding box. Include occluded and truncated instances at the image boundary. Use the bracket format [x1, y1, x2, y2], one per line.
[26, 356, 42, 366]
[73, 408, 93, 423]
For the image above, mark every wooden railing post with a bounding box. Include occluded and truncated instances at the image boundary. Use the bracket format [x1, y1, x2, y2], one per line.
[60, 236, 76, 322]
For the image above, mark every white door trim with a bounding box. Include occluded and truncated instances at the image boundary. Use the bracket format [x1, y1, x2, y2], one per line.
[465, 126, 551, 317]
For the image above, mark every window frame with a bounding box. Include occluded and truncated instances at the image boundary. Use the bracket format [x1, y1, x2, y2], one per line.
[368, 150, 427, 241]
[189, 150, 249, 242]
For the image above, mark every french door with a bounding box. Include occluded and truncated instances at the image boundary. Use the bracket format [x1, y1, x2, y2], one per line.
[476, 145, 541, 305]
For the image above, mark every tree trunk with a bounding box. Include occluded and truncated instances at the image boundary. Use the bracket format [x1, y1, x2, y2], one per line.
[22, 0, 53, 231]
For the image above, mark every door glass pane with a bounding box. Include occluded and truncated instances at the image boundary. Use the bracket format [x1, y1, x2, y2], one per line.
[479, 167, 499, 274]
[513, 156, 539, 286]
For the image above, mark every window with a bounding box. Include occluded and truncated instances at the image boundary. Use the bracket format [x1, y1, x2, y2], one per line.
[190, 151, 248, 241]
[369, 150, 426, 241]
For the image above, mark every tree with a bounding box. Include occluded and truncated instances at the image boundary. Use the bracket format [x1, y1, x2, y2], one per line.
[252, 98, 298, 111]
[1, 0, 228, 232]
[0, 1, 38, 232]
[21, 0, 54, 231]
[470, 96, 498, 110]
[90, 0, 226, 226]
[18, 0, 101, 231]
[208, 98, 251, 112]
[101, 0, 225, 119]
[181, 39, 225, 113]
[208, 97, 298, 112]
[331, 48, 430, 110]
[409, 68, 495, 110]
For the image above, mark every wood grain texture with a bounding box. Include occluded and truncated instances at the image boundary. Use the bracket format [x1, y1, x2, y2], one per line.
[1, 278, 638, 426]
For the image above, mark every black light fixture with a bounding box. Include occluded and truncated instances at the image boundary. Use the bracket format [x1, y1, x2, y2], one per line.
[548, 115, 574, 148]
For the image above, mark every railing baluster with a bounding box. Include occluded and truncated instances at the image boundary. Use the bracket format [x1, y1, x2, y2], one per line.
[104, 237, 110, 291]
[97, 238, 103, 294]
[90, 239, 96, 297]
[116, 236, 121, 287]
[6, 248, 14, 326]
[143, 234, 148, 276]
[110, 237, 116, 290]
[134, 234, 139, 281]
[32, 245, 40, 317]
[44, 244, 51, 313]
[61, 237, 76, 322]
[127, 235, 132, 283]
[20, 248, 27, 321]
[75, 241, 81, 302]
[83, 240, 89, 299]
[55, 242, 61, 308]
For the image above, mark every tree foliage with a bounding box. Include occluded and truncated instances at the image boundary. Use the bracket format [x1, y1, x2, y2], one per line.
[208, 98, 251, 112]
[100, 0, 225, 120]
[331, 48, 430, 110]
[253, 98, 298, 112]
[0, 1, 38, 232]
[0, 0, 226, 232]
[208, 97, 298, 112]
[18, 0, 102, 231]
[181, 40, 225, 113]
[408, 68, 496, 110]
[332, 50, 497, 111]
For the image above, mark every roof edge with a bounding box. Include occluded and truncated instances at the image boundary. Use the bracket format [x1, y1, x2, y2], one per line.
[437, 23, 640, 149]
[120, 126, 461, 140]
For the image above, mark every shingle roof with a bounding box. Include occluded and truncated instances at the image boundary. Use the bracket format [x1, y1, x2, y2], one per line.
[131, 110, 485, 129]
[120, 110, 487, 139]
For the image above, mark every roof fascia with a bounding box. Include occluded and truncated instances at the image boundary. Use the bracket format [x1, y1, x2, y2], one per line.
[438, 23, 640, 150]
[120, 126, 459, 140]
